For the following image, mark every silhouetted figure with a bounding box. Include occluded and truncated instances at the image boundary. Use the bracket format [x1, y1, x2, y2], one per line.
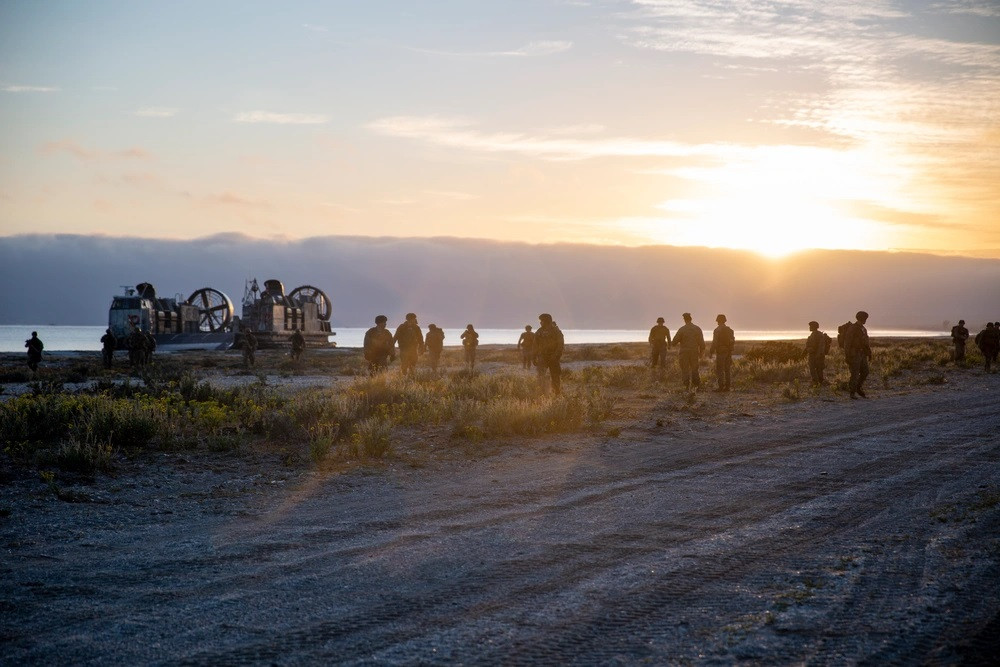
[290, 328, 305, 362]
[951, 319, 970, 363]
[709, 314, 735, 392]
[674, 313, 705, 391]
[844, 311, 872, 399]
[974, 323, 999, 373]
[393, 313, 425, 377]
[127, 326, 146, 367]
[461, 324, 480, 371]
[648, 317, 672, 372]
[243, 329, 258, 367]
[805, 321, 832, 386]
[100, 328, 116, 369]
[425, 324, 445, 372]
[363, 315, 395, 374]
[533, 313, 564, 395]
[143, 328, 156, 365]
[517, 325, 535, 370]
[25, 331, 43, 373]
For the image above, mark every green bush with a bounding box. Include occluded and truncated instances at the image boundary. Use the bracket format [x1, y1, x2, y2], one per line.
[744, 341, 806, 364]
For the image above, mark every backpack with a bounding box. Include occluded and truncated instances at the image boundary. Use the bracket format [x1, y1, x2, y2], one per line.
[823, 332, 832, 355]
[837, 321, 852, 350]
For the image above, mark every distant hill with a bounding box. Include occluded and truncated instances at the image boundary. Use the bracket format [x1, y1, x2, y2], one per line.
[1, 234, 997, 330]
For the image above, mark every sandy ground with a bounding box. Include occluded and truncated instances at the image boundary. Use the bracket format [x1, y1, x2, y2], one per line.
[2, 356, 999, 664]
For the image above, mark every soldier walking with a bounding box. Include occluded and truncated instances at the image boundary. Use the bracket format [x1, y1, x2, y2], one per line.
[290, 328, 305, 362]
[805, 321, 832, 386]
[951, 320, 970, 363]
[242, 328, 258, 367]
[648, 317, 671, 376]
[709, 314, 735, 392]
[128, 326, 146, 367]
[533, 313, 564, 395]
[100, 328, 116, 369]
[974, 322, 1000, 373]
[425, 324, 445, 373]
[393, 313, 425, 377]
[363, 315, 395, 374]
[517, 325, 535, 369]
[844, 311, 872, 399]
[673, 313, 705, 391]
[24, 331, 44, 373]
[461, 324, 480, 371]
[143, 328, 156, 365]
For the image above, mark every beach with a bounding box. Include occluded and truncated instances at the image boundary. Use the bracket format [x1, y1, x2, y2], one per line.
[1, 341, 998, 663]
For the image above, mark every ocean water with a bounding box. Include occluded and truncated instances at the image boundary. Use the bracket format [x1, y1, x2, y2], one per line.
[0, 325, 947, 353]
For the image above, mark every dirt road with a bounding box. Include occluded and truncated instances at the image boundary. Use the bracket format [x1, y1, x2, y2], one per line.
[3, 377, 999, 664]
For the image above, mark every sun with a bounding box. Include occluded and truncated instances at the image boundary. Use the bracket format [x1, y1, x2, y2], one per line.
[628, 145, 893, 257]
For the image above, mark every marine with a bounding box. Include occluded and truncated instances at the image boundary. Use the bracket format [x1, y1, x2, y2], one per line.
[425, 324, 445, 373]
[709, 314, 735, 392]
[533, 313, 564, 395]
[461, 324, 480, 371]
[290, 328, 305, 362]
[24, 331, 44, 373]
[950, 319, 969, 363]
[843, 310, 872, 399]
[242, 328, 258, 367]
[648, 317, 672, 373]
[100, 328, 116, 369]
[673, 313, 705, 391]
[517, 325, 535, 370]
[974, 322, 1000, 373]
[393, 313, 425, 377]
[805, 321, 832, 386]
[363, 315, 395, 374]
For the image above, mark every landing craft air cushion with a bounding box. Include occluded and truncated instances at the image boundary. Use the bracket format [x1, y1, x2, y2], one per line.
[108, 279, 334, 351]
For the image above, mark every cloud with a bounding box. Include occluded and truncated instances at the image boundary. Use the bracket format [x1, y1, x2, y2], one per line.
[203, 191, 272, 208]
[135, 107, 178, 118]
[40, 140, 151, 161]
[366, 115, 709, 160]
[2, 84, 59, 93]
[234, 111, 330, 125]
[302, 23, 329, 32]
[409, 40, 573, 58]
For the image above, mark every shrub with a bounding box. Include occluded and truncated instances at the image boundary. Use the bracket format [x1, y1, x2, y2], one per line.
[349, 416, 394, 458]
[744, 341, 806, 364]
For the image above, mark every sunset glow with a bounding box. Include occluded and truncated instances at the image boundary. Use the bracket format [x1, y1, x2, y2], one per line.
[1, 1, 998, 257]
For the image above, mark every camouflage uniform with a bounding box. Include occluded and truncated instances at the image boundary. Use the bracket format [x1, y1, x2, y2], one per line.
[128, 328, 146, 367]
[143, 330, 156, 365]
[25, 333, 43, 372]
[805, 323, 831, 385]
[425, 325, 445, 372]
[364, 320, 395, 374]
[100, 329, 116, 369]
[290, 329, 305, 362]
[393, 315, 425, 377]
[674, 317, 705, 390]
[242, 330, 258, 367]
[648, 320, 671, 369]
[533, 315, 564, 395]
[843, 315, 872, 398]
[974, 324, 1000, 372]
[951, 322, 969, 362]
[709, 318, 735, 391]
[517, 327, 535, 370]
[461, 326, 479, 370]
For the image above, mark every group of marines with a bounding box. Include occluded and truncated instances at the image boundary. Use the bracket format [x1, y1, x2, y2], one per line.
[363, 313, 566, 394]
[23, 313, 1000, 399]
[950, 319, 1000, 372]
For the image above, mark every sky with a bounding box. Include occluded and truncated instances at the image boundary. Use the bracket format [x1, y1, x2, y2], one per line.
[1, 0, 999, 258]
